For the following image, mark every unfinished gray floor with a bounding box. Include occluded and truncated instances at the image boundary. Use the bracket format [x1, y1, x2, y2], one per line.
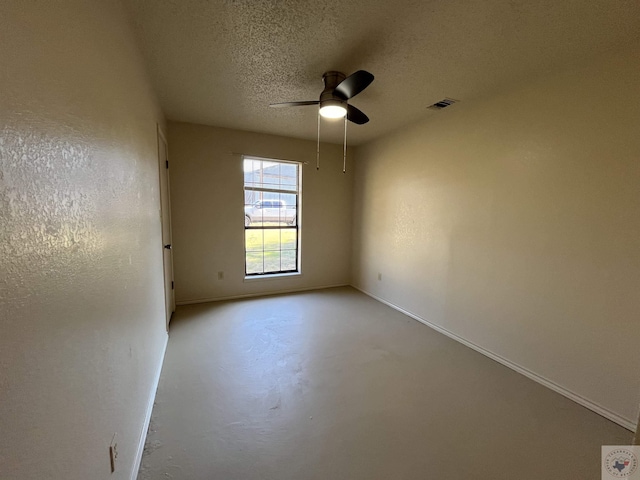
[138, 287, 631, 479]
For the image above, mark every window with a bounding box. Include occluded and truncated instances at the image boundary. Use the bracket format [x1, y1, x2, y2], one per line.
[243, 156, 300, 276]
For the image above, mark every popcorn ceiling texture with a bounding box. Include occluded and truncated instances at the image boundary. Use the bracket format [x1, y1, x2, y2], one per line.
[124, 0, 640, 145]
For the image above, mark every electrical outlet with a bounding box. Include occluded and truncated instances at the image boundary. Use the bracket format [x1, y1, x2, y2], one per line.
[218, 271, 224, 280]
[109, 434, 118, 473]
[378, 273, 382, 281]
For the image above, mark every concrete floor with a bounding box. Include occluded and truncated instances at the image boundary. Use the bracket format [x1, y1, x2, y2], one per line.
[137, 287, 631, 479]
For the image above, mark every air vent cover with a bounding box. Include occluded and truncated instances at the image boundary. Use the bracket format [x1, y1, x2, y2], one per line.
[427, 98, 459, 110]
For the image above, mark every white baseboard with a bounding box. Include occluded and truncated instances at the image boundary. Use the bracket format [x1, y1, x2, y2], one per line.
[130, 332, 169, 480]
[176, 283, 349, 306]
[353, 285, 636, 432]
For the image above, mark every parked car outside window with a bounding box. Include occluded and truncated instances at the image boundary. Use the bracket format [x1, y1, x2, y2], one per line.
[244, 200, 296, 226]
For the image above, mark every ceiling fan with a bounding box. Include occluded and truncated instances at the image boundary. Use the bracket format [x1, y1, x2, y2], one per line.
[270, 70, 374, 172]
[270, 70, 374, 124]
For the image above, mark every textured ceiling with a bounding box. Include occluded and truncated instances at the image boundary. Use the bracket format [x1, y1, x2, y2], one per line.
[124, 0, 640, 145]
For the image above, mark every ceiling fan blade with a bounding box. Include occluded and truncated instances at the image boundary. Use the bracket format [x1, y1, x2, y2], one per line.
[334, 70, 374, 100]
[269, 101, 319, 108]
[347, 104, 369, 125]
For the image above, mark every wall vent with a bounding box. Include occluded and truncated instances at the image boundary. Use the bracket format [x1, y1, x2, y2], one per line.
[427, 98, 459, 110]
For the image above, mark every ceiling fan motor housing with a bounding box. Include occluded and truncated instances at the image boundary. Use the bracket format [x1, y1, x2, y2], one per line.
[320, 71, 347, 108]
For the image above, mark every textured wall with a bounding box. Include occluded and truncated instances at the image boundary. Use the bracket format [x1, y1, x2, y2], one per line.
[168, 122, 353, 303]
[0, 1, 167, 479]
[351, 48, 640, 427]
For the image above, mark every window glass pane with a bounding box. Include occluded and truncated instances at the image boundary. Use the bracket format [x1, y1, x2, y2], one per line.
[287, 205, 297, 226]
[262, 229, 281, 251]
[246, 252, 264, 274]
[244, 159, 297, 192]
[280, 193, 296, 205]
[281, 249, 297, 271]
[281, 229, 297, 250]
[279, 163, 297, 189]
[263, 251, 281, 273]
[245, 230, 264, 252]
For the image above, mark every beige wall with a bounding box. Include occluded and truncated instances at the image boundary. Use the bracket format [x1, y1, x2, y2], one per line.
[352, 48, 640, 428]
[168, 122, 353, 303]
[0, 1, 167, 479]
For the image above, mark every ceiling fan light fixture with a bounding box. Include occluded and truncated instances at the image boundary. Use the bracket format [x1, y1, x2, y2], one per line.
[319, 100, 347, 119]
[319, 105, 347, 118]
[269, 70, 374, 172]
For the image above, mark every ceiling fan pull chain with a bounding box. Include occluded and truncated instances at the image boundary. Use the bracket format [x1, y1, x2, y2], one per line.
[316, 107, 321, 170]
[343, 115, 348, 173]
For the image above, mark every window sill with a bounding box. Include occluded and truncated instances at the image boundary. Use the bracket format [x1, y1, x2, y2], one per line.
[243, 272, 302, 282]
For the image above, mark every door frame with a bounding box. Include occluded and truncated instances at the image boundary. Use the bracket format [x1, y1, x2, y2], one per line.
[157, 125, 175, 329]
